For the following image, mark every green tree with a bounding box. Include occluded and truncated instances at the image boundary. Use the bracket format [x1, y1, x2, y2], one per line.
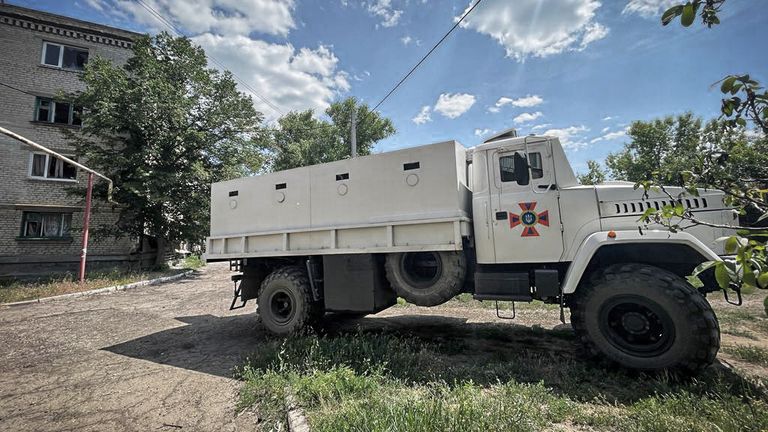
[262, 97, 395, 171]
[605, 113, 702, 184]
[577, 160, 607, 185]
[636, 2, 768, 293]
[69, 33, 263, 265]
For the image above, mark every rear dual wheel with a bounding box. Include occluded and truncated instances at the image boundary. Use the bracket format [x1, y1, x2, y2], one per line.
[571, 263, 720, 372]
[257, 265, 322, 335]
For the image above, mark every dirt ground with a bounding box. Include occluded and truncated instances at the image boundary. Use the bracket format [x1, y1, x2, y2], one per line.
[1, 263, 766, 431]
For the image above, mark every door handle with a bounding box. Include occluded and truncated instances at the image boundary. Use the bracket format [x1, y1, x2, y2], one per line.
[537, 184, 556, 190]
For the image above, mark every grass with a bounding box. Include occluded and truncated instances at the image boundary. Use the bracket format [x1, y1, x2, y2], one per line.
[724, 345, 768, 367]
[0, 256, 203, 304]
[238, 329, 768, 431]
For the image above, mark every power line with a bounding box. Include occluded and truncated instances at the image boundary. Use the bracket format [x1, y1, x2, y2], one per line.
[134, 0, 285, 116]
[369, 0, 483, 114]
[0, 81, 37, 97]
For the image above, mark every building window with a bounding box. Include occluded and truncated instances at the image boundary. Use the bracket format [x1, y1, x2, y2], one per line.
[34, 97, 82, 126]
[20, 212, 72, 238]
[41, 41, 88, 71]
[29, 152, 77, 181]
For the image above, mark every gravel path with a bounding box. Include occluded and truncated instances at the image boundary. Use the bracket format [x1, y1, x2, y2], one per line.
[0, 263, 262, 432]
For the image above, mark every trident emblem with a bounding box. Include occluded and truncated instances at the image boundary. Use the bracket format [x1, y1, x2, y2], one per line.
[509, 202, 549, 237]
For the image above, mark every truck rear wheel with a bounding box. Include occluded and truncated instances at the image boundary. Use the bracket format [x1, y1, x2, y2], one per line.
[571, 263, 720, 373]
[257, 266, 320, 335]
[385, 251, 466, 306]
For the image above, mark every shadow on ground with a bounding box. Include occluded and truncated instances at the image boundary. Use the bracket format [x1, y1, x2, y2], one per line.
[103, 312, 765, 404]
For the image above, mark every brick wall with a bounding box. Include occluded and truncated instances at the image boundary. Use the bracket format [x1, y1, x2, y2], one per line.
[0, 5, 148, 278]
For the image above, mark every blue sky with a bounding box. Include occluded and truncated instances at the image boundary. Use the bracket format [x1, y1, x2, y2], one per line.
[11, 0, 767, 174]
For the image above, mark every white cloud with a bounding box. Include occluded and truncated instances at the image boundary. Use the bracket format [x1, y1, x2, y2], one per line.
[623, 0, 678, 17]
[490, 95, 544, 112]
[458, 0, 608, 61]
[434, 93, 476, 119]
[474, 128, 492, 137]
[108, 0, 296, 36]
[590, 127, 628, 143]
[513, 111, 543, 124]
[531, 123, 551, 131]
[400, 35, 421, 46]
[601, 126, 611, 133]
[580, 23, 609, 49]
[194, 34, 349, 116]
[367, 0, 403, 27]
[542, 125, 589, 150]
[412, 105, 432, 125]
[602, 115, 615, 121]
[91, 0, 351, 119]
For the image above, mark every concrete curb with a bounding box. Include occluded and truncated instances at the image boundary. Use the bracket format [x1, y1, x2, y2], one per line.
[2, 270, 195, 307]
[285, 390, 310, 432]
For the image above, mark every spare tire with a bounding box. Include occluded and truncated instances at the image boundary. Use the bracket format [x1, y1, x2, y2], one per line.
[385, 251, 466, 306]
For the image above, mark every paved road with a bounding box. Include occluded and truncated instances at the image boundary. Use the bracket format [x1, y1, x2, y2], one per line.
[0, 263, 262, 432]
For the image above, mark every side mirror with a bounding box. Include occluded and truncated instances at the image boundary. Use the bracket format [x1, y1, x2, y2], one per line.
[513, 152, 530, 186]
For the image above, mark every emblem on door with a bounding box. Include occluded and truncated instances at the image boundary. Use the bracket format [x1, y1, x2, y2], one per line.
[509, 202, 549, 237]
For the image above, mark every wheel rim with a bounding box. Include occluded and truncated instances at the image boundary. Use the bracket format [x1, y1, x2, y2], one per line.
[598, 296, 675, 357]
[399, 252, 442, 288]
[269, 289, 296, 324]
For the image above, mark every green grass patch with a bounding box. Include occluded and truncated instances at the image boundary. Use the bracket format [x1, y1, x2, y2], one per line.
[722, 328, 760, 340]
[724, 345, 768, 366]
[181, 254, 206, 269]
[0, 268, 187, 303]
[238, 329, 768, 431]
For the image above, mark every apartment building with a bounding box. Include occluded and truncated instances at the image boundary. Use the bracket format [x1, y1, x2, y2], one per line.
[0, 3, 148, 278]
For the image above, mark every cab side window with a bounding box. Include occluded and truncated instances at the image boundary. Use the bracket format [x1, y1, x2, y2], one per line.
[499, 152, 543, 183]
[529, 152, 543, 179]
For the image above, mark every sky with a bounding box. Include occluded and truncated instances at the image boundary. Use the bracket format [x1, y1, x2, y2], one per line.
[10, 0, 767, 174]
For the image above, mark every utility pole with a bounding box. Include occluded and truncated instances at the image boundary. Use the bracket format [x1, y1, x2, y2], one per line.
[350, 105, 357, 158]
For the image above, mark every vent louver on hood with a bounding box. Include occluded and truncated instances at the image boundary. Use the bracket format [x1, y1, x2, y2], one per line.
[600, 197, 709, 217]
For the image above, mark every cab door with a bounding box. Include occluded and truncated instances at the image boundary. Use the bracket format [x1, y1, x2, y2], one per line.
[487, 140, 564, 263]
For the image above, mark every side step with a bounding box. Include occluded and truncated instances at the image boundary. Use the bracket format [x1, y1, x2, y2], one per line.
[229, 274, 248, 310]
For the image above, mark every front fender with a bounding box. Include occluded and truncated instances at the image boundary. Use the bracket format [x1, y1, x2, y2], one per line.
[561, 230, 721, 294]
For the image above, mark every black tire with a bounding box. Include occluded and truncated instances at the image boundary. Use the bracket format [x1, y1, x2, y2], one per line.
[571, 263, 720, 373]
[257, 266, 321, 335]
[384, 251, 466, 306]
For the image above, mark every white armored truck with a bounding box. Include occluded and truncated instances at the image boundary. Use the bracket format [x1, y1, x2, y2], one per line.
[206, 129, 733, 372]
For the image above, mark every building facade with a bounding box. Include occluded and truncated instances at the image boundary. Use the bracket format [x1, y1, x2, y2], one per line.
[0, 4, 148, 279]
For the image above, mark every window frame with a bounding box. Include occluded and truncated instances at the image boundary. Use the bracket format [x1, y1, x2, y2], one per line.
[40, 41, 89, 71]
[498, 151, 545, 184]
[27, 151, 78, 182]
[34, 97, 82, 127]
[19, 211, 73, 239]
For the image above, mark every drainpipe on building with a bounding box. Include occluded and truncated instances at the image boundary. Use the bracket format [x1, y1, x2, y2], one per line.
[0, 126, 113, 284]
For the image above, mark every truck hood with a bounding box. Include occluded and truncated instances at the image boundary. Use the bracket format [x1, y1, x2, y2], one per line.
[585, 182, 735, 255]
[592, 183, 726, 216]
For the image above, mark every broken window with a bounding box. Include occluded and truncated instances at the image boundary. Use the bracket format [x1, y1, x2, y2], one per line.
[41, 41, 88, 71]
[29, 152, 77, 181]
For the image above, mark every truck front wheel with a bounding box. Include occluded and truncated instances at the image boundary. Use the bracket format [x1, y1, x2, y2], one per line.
[571, 263, 720, 373]
[257, 266, 320, 335]
[385, 251, 466, 306]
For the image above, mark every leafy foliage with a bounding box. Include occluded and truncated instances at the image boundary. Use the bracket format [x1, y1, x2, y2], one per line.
[634, 2, 768, 293]
[259, 97, 395, 172]
[68, 33, 263, 259]
[577, 160, 607, 185]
